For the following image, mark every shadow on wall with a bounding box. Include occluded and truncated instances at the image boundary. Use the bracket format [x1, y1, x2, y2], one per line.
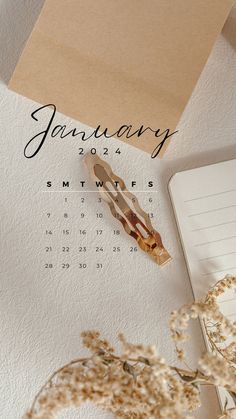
[223, 1, 236, 51]
[0, 0, 45, 84]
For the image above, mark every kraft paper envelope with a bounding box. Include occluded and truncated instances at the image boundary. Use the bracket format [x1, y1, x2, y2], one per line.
[9, 0, 233, 156]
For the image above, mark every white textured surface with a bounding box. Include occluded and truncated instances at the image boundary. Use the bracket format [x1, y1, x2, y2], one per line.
[0, 1, 236, 418]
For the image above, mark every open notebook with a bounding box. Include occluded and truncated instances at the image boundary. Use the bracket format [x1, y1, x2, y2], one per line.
[169, 158, 236, 408]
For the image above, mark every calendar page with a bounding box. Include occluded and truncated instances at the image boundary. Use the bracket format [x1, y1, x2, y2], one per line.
[40, 172, 160, 276]
[8, 105, 172, 282]
[39, 153, 164, 278]
[2, 103, 189, 419]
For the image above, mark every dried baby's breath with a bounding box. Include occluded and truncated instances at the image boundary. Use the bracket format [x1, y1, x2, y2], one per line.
[24, 275, 236, 418]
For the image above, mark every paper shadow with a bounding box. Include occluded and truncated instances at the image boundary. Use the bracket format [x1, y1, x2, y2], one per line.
[0, 0, 44, 84]
[222, 1, 236, 51]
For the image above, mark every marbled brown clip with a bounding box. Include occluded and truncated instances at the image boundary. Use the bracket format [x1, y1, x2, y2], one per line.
[84, 154, 171, 266]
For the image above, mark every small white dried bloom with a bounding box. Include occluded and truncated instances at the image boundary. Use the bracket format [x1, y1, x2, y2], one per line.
[199, 353, 236, 392]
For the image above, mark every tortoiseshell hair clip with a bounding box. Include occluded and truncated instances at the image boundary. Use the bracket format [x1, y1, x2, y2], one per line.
[84, 154, 171, 266]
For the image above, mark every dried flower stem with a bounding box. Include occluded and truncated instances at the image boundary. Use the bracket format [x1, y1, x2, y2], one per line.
[24, 275, 236, 419]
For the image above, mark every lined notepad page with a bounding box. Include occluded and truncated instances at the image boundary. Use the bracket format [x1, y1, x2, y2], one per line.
[169, 159, 236, 325]
[169, 159, 236, 410]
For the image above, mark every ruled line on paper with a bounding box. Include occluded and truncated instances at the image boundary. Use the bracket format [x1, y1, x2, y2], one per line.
[202, 266, 236, 276]
[184, 189, 236, 203]
[221, 297, 236, 304]
[188, 205, 236, 218]
[194, 235, 236, 247]
[41, 190, 160, 193]
[199, 251, 236, 261]
[192, 220, 236, 232]
[227, 313, 236, 319]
